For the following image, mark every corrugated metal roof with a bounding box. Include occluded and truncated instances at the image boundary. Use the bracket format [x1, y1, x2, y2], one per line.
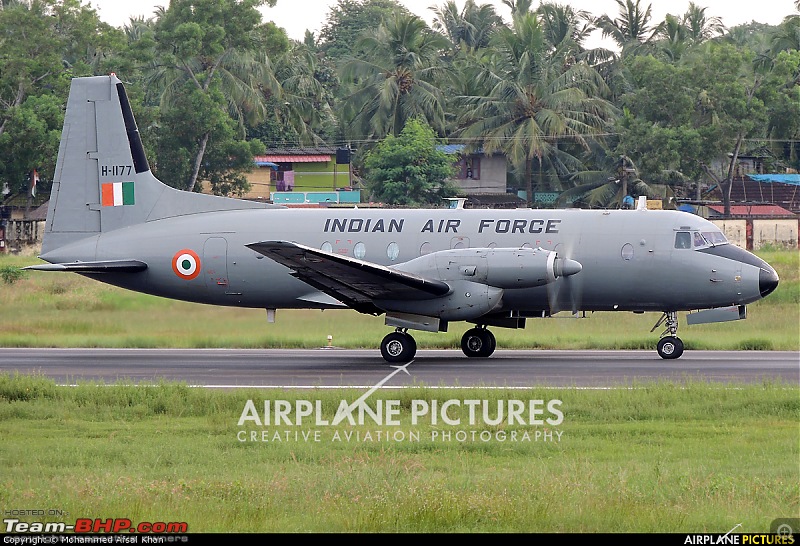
[708, 204, 796, 216]
[748, 174, 800, 186]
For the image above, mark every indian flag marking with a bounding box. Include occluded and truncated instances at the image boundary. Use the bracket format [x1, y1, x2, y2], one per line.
[101, 182, 135, 206]
[172, 249, 201, 280]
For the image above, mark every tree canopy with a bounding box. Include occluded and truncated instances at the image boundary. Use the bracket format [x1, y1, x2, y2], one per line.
[0, 0, 797, 214]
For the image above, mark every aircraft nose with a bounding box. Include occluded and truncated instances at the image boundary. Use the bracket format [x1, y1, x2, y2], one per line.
[759, 266, 779, 298]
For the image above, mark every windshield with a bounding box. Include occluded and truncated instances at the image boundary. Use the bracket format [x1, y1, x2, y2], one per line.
[702, 231, 728, 245]
[692, 230, 729, 249]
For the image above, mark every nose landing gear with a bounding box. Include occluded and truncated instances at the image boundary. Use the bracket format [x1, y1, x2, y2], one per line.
[651, 311, 684, 359]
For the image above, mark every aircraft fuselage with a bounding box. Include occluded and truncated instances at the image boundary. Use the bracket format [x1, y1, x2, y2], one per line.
[42, 207, 772, 315]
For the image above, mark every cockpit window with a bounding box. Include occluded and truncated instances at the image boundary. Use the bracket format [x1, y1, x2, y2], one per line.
[702, 231, 728, 245]
[677, 229, 727, 250]
[675, 232, 691, 249]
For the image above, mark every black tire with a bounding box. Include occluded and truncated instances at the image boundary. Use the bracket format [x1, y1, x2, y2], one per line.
[657, 336, 684, 359]
[461, 328, 496, 358]
[484, 329, 496, 357]
[380, 332, 416, 363]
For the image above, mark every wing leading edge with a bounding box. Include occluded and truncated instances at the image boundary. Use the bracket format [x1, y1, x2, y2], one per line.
[247, 241, 451, 315]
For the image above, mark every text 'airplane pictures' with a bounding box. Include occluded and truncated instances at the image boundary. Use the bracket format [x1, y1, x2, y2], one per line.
[27, 75, 780, 363]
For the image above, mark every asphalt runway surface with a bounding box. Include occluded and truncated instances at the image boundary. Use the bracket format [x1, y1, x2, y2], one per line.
[0, 348, 797, 387]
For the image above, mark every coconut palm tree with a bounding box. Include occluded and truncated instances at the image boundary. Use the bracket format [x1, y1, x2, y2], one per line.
[455, 12, 616, 207]
[340, 10, 451, 140]
[142, 1, 285, 191]
[682, 2, 726, 44]
[430, 0, 503, 54]
[596, 0, 663, 58]
[271, 41, 336, 146]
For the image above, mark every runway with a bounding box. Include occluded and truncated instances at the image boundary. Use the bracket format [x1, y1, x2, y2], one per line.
[0, 348, 796, 387]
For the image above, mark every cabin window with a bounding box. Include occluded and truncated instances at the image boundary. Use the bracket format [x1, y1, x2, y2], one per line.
[354, 242, 366, 259]
[387, 242, 399, 261]
[321, 241, 332, 253]
[675, 232, 691, 249]
[621, 243, 634, 260]
[420, 242, 432, 256]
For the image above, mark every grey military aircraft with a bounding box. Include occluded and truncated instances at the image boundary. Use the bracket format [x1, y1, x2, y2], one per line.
[27, 74, 780, 363]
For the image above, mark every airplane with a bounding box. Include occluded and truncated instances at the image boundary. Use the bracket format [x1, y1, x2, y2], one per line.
[26, 74, 780, 363]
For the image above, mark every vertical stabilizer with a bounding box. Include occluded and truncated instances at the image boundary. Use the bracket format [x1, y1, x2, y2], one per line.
[42, 74, 268, 256]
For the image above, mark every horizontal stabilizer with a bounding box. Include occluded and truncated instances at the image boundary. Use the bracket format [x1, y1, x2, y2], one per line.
[24, 260, 148, 273]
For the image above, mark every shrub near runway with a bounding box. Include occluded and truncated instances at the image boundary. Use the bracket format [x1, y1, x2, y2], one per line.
[0, 374, 797, 532]
[0, 250, 797, 351]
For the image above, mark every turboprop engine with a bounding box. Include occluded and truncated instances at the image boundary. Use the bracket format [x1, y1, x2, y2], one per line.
[374, 247, 582, 321]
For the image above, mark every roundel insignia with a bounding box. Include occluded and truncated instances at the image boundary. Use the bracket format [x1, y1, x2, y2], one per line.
[172, 249, 201, 280]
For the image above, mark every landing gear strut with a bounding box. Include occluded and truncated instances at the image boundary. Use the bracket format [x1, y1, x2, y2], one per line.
[380, 329, 416, 363]
[651, 311, 684, 359]
[461, 327, 496, 358]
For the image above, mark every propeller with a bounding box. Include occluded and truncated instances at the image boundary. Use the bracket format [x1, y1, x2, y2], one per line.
[547, 243, 584, 317]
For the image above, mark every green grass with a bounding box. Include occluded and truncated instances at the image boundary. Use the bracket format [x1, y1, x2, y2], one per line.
[1, 250, 797, 351]
[0, 374, 797, 532]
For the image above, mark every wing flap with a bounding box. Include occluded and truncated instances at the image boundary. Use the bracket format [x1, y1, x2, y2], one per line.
[247, 241, 450, 313]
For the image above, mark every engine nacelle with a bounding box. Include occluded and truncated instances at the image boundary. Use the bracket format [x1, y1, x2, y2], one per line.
[395, 247, 581, 289]
[375, 280, 503, 321]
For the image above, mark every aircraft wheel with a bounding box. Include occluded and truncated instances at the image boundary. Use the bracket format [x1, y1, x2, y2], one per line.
[657, 336, 684, 359]
[381, 332, 416, 363]
[461, 328, 496, 358]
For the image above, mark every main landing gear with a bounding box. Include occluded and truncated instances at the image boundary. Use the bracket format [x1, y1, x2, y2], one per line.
[460, 326, 496, 358]
[379, 326, 498, 363]
[380, 329, 417, 363]
[651, 311, 684, 359]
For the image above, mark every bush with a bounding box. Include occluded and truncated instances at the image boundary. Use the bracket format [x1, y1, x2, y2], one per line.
[0, 266, 24, 284]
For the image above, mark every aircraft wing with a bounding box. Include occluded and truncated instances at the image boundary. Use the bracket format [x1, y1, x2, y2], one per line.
[247, 241, 451, 314]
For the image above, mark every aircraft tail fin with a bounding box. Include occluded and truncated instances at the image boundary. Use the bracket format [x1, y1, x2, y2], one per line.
[42, 74, 271, 256]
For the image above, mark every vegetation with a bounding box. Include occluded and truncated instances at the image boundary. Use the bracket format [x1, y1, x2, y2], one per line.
[364, 118, 458, 206]
[0, 0, 797, 205]
[0, 374, 796, 532]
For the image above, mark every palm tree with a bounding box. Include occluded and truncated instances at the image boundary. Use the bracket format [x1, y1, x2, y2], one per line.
[770, 11, 800, 55]
[557, 149, 673, 208]
[655, 4, 725, 62]
[682, 2, 725, 44]
[430, 0, 503, 54]
[656, 13, 690, 62]
[455, 12, 616, 207]
[142, 2, 283, 191]
[596, 0, 663, 57]
[340, 11, 451, 140]
[501, 0, 535, 17]
[536, 2, 594, 56]
[271, 41, 336, 145]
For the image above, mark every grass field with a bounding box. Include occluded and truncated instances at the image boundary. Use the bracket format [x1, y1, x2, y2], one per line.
[0, 250, 798, 351]
[0, 375, 797, 533]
